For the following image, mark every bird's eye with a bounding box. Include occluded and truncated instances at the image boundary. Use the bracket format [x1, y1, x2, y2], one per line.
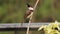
[54, 27, 58, 30]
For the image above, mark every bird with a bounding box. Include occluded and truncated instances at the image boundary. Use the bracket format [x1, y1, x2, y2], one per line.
[24, 4, 34, 23]
[27, 4, 34, 11]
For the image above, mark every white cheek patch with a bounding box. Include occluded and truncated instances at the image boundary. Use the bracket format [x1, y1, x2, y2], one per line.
[28, 7, 34, 10]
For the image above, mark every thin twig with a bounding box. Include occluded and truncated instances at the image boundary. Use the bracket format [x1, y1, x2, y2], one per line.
[26, 0, 40, 34]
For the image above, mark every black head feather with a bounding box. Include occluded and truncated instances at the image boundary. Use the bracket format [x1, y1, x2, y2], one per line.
[27, 3, 31, 7]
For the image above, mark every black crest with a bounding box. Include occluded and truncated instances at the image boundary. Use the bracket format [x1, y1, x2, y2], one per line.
[27, 3, 31, 7]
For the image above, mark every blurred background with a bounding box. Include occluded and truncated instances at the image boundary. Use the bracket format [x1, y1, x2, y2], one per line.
[0, 0, 60, 34]
[0, 0, 60, 23]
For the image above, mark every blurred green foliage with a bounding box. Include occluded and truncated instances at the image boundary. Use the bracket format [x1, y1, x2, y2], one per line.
[0, 0, 60, 23]
[0, 0, 60, 34]
[33, 0, 60, 22]
[0, 31, 14, 34]
[0, 0, 27, 23]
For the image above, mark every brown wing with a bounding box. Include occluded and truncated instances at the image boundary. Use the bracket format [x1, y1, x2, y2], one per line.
[24, 11, 32, 19]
